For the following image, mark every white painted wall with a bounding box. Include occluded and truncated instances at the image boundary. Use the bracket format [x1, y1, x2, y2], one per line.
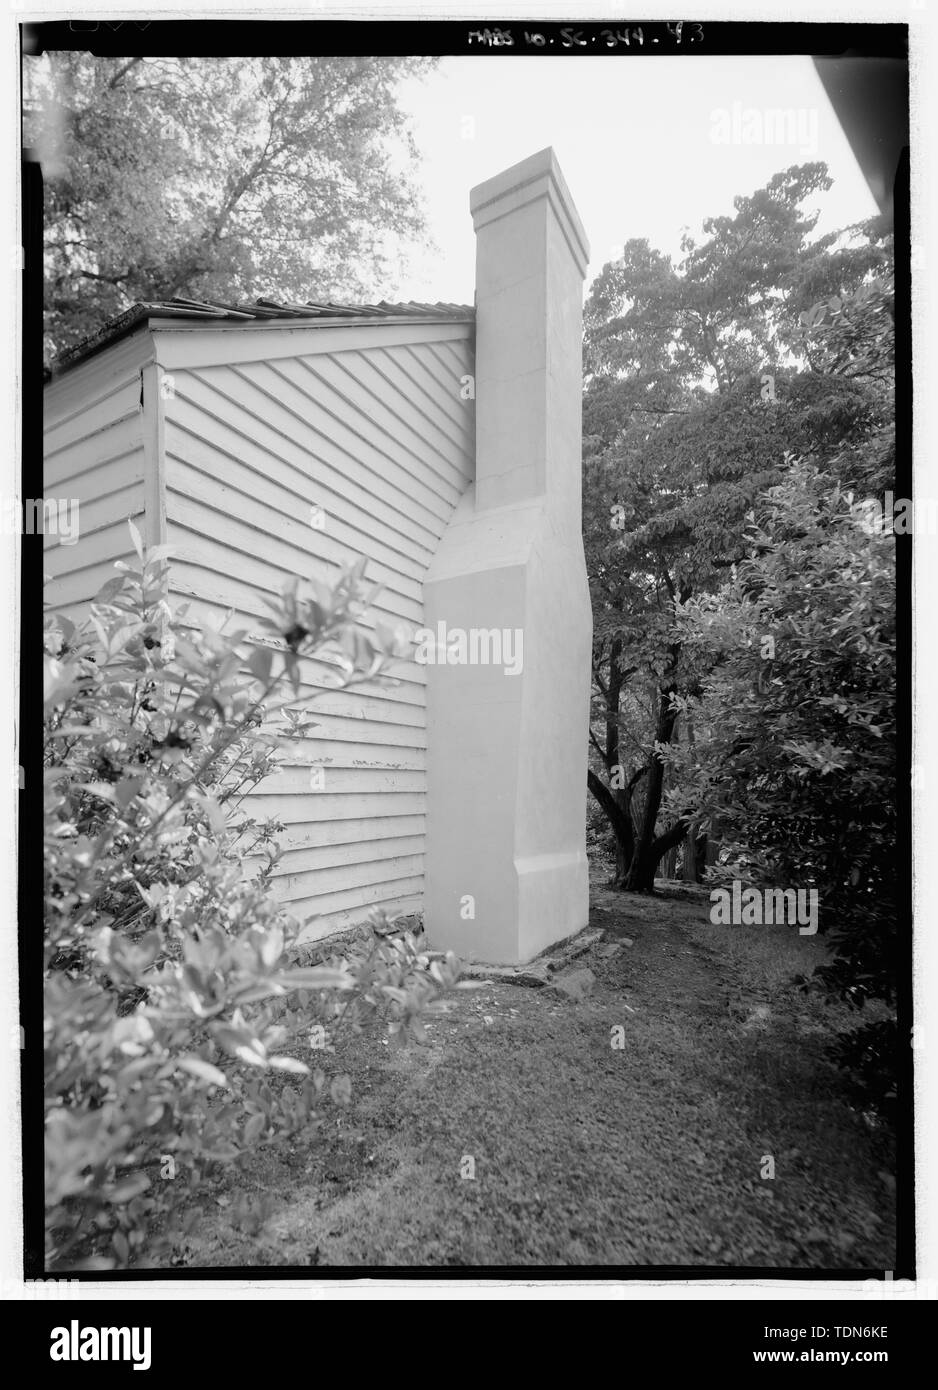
[155, 320, 475, 938]
[43, 330, 154, 621]
[45, 316, 475, 943]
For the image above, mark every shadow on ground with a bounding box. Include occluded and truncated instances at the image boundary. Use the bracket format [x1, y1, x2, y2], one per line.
[172, 870, 896, 1270]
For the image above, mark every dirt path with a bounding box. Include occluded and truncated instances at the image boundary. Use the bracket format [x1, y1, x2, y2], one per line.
[178, 882, 896, 1270]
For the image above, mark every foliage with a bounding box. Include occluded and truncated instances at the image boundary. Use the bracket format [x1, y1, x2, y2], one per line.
[670, 459, 896, 1096]
[585, 164, 845, 395]
[831, 1019, 898, 1124]
[26, 53, 436, 361]
[44, 525, 461, 1270]
[672, 462, 895, 950]
[582, 160, 893, 895]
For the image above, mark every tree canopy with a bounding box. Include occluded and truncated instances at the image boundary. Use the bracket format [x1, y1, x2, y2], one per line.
[583, 162, 893, 891]
[26, 53, 436, 362]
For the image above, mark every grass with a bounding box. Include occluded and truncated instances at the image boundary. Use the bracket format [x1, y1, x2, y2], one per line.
[166, 865, 896, 1271]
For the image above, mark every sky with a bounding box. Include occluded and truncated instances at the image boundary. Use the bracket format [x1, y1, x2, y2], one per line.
[393, 54, 879, 304]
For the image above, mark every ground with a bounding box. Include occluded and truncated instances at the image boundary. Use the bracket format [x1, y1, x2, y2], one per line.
[172, 869, 896, 1270]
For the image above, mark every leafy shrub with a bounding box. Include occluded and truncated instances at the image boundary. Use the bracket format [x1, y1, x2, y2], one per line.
[672, 463, 897, 1108]
[831, 1018, 898, 1125]
[44, 523, 461, 1270]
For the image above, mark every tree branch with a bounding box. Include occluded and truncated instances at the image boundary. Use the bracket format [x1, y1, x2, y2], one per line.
[108, 57, 144, 91]
[589, 728, 609, 768]
[649, 816, 692, 861]
[587, 768, 635, 862]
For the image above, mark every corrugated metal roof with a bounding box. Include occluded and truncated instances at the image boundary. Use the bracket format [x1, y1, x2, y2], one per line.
[52, 296, 475, 374]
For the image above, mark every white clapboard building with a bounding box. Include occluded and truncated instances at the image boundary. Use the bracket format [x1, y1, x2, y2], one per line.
[43, 148, 593, 966]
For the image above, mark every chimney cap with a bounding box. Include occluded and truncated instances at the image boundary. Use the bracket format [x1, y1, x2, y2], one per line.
[469, 146, 590, 275]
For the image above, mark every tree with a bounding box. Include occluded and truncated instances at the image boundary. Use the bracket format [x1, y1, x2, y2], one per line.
[582, 162, 892, 892]
[26, 53, 436, 362]
[667, 269, 897, 1112]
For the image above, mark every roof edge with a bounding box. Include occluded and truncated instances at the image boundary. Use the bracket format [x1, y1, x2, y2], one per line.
[49, 298, 475, 378]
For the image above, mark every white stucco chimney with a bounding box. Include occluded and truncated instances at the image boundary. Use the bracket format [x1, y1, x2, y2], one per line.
[424, 148, 592, 965]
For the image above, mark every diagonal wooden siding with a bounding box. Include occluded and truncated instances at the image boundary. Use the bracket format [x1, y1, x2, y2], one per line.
[43, 320, 475, 945]
[159, 325, 475, 940]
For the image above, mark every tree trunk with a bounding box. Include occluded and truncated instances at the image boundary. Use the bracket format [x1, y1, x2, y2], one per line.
[587, 637, 637, 881]
[695, 832, 709, 880]
[587, 635, 691, 894]
[615, 833, 630, 882]
[621, 683, 680, 891]
[622, 814, 691, 891]
[682, 818, 701, 882]
[587, 769, 634, 872]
